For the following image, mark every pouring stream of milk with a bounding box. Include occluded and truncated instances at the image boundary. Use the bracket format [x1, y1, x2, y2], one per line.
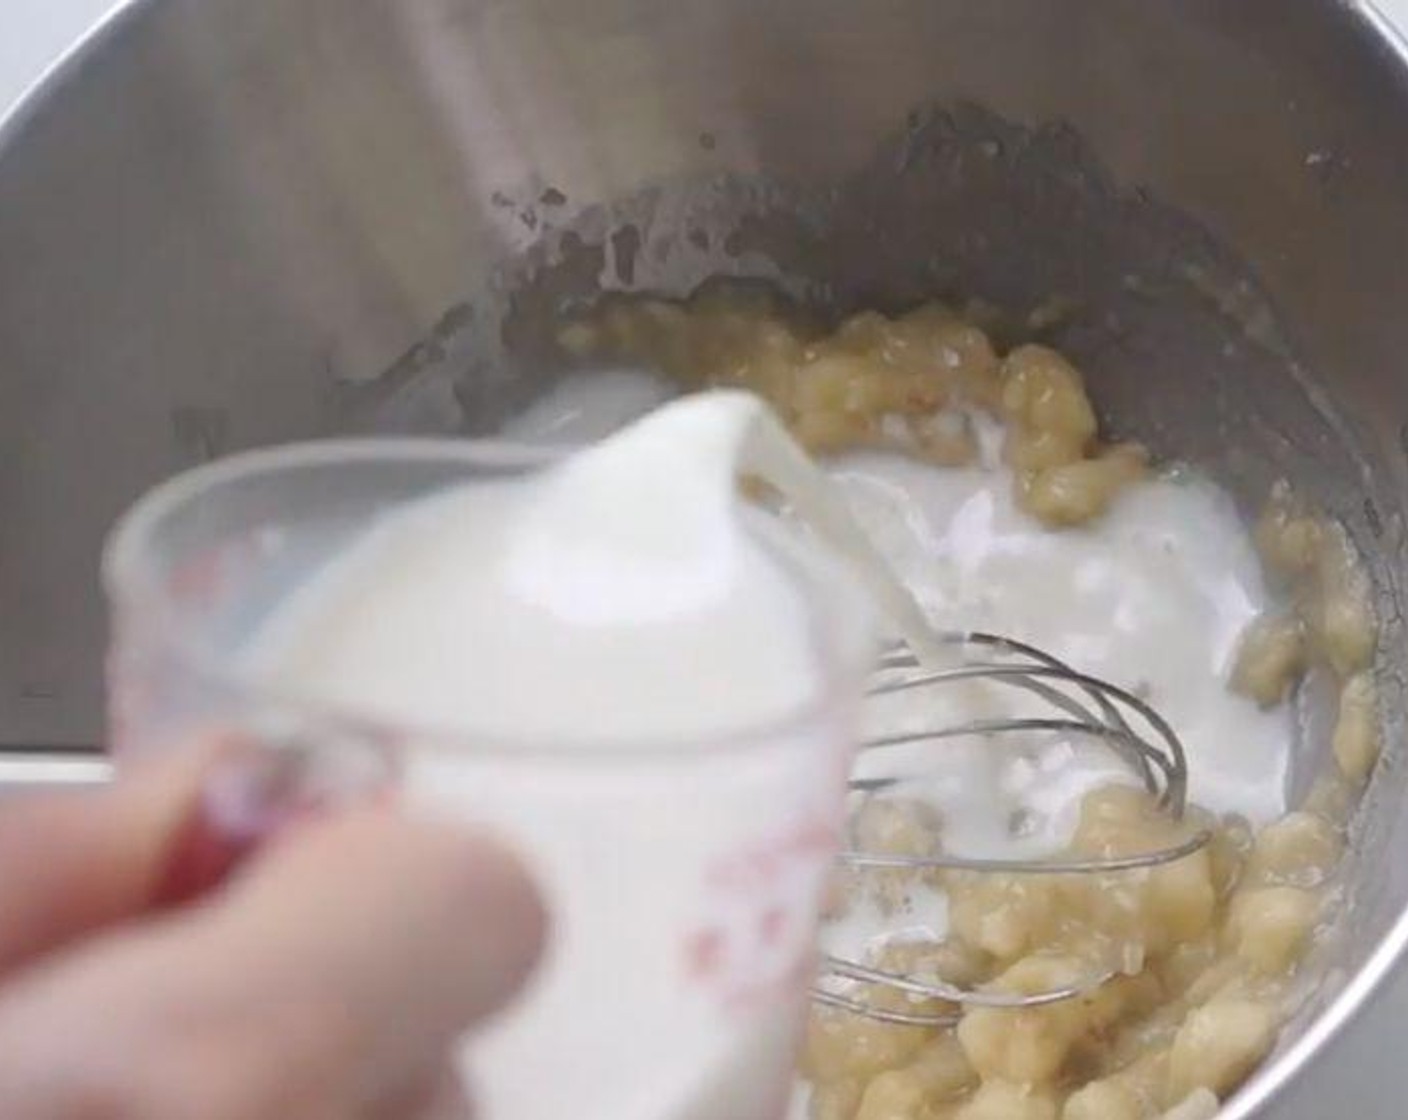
[725, 398, 952, 666]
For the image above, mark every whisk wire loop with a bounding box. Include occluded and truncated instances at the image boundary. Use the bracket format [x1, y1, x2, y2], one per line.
[814, 631, 1212, 1027]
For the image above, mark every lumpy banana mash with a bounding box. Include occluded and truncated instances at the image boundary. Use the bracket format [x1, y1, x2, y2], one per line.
[560, 290, 1379, 1120]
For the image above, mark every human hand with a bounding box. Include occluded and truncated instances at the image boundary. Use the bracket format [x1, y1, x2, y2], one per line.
[0, 746, 545, 1119]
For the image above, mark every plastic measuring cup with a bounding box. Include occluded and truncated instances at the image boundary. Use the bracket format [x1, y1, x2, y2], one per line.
[102, 439, 873, 1120]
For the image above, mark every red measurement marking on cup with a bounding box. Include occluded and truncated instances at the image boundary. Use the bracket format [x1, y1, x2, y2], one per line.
[169, 534, 268, 610]
[684, 814, 839, 1013]
[170, 549, 228, 607]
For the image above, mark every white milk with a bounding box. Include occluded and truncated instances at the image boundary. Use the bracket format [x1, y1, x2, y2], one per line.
[837, 448, 1290, 830]
[245, 390, 881, 1120]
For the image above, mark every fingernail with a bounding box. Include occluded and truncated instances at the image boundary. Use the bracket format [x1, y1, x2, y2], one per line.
[154, 731, 401, 907]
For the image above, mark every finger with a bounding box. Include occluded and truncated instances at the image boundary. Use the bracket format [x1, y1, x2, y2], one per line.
[0, 744, 220, 973]
[0, 810, 545, 1120]
[207, 807, 547, 1100]
[0, 730, 401, 977]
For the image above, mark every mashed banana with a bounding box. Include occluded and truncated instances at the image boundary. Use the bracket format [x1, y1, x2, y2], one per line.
[560, 291, 1377, 1119]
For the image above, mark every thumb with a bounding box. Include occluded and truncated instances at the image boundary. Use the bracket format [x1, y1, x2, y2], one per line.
[0, 745, 220, 974]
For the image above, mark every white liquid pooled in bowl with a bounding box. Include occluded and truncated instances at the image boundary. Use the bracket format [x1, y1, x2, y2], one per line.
[839, 448, 1291, 831]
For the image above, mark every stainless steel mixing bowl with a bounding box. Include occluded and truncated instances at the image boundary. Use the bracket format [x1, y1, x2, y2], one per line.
[3, 0, 1408, 1114]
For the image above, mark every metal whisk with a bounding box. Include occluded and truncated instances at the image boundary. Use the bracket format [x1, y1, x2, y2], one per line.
[812, 631, 1213, 1027]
